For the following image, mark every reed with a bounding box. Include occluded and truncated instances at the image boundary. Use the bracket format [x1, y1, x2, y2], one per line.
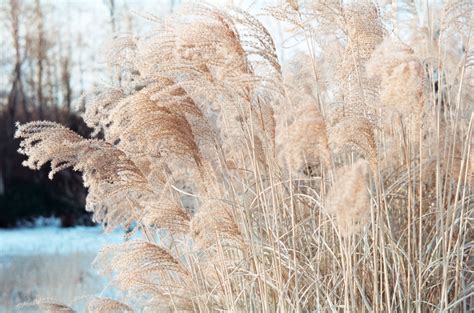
[16, 1, 473, 312]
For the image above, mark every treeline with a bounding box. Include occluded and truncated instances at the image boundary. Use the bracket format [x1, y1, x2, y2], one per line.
[0, 0, 178, 227]
[0, 0, 90, 227]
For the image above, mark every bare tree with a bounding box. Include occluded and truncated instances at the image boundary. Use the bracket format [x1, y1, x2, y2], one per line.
[7, 0, 27, 128]
[34, 0, 46, 119]
[104, 0, 117, 33]
[60, 53, 72, 114]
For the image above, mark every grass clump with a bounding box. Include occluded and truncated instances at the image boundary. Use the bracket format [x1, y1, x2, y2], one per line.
[15, 1, 473, 312]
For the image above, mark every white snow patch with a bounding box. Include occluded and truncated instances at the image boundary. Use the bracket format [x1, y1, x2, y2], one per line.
[0, 226, 129, 256]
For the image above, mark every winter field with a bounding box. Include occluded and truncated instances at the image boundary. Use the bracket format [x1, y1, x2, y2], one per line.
[0, 224, 127, 311]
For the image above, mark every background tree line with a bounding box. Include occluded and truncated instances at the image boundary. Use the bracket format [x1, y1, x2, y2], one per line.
[0, 0, 178, 227]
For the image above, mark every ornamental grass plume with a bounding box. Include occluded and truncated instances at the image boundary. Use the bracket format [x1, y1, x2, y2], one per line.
[329, 115, 378, 174]
[190, 198, 243, 250]
[94, 240, 196, 312]
[325, 160, 371, 237]
[85, 298, 133, 313]
[277, 102, 331, 176]
[17, 299, 75, 313]
[366, 38, 425, 135]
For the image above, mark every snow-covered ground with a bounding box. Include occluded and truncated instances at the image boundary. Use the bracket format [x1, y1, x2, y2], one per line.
[0, 224, 130, 311]
[0, 225, 127, 256]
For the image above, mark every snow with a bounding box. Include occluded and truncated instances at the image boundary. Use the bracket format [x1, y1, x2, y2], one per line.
[0, 226, 128, 256]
